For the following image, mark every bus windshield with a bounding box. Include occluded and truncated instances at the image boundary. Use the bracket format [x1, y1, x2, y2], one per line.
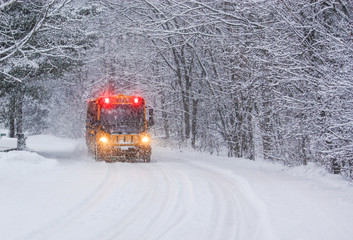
[100, 105, 145, 134]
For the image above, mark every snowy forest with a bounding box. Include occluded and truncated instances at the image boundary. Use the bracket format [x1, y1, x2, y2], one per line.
[0, 0, 352, 178]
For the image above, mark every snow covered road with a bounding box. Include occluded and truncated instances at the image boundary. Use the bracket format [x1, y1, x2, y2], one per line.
[1, 135, 353, 240]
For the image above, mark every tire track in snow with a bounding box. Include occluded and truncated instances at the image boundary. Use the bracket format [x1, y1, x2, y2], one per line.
[97, 162, 198, 240]
[205, 170, 259, 240]
[103, 160, 262, 240]
[189, 161, 278, 240]
[202, 171, 238, 240]
[24, 154, 276, 240]
[132, 165, 178, 240]
[25, 163, 125, 240]
[140, 164, 195, 240]
[96, 163, 160, 240]
[101, 163, 194, 240]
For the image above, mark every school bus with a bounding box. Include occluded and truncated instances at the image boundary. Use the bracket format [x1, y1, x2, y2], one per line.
[86, 95, 154, 162]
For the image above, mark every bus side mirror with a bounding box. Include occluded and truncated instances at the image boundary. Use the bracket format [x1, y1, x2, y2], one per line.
[147, 108, 154, 127]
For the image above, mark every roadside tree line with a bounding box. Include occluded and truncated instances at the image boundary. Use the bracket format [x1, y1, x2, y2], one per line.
[97, 0, 352, 177]
[0, 0, 352, 179]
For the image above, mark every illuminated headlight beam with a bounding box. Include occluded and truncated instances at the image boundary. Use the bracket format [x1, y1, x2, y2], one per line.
[99, 136, 108, 143]
[142, 136, 150, 143]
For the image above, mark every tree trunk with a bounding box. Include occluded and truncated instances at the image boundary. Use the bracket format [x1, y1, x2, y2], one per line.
[245, 100, 255, 160]
[9, 95, 16, 138]
[16, 94, 26, 150]
[161, 94, 170, 139]
[191, 93, 199, 149]
[182, 93, 190, 139]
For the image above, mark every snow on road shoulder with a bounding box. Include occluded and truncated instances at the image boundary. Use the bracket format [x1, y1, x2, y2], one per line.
[0, 150, 57, 176]
[0, 136, 17, 151]
[0, 137, 105, 240]
[27, 134, 82, 153]
[155, 146, 353, 240]
[26, 134, 86, 160]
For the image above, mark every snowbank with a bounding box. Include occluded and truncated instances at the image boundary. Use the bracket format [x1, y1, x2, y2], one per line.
[27, 134, 81, 153]
[0, 151, 57, 176]
[0, 136, 17, 151]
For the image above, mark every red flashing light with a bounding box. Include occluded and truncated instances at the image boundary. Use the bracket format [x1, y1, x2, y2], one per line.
[99, 96, 112, 108]
[132, 96, 143, 106]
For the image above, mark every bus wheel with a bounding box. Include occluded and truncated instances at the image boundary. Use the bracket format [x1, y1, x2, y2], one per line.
[95, 153, 104, 162]
[94, 144, 104, 162]
[143, 154, 151, 163]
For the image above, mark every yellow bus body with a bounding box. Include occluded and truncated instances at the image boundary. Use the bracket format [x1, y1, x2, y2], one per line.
[86, 95, 153, 162]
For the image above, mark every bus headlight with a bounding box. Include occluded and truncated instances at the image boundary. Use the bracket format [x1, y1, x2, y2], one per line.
[99, 136, 108, 143]
[141, 136, 150, 143]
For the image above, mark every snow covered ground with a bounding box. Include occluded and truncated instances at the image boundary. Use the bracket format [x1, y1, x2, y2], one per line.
[1, 135, 353, 240]
[0, 129, 17, 151]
